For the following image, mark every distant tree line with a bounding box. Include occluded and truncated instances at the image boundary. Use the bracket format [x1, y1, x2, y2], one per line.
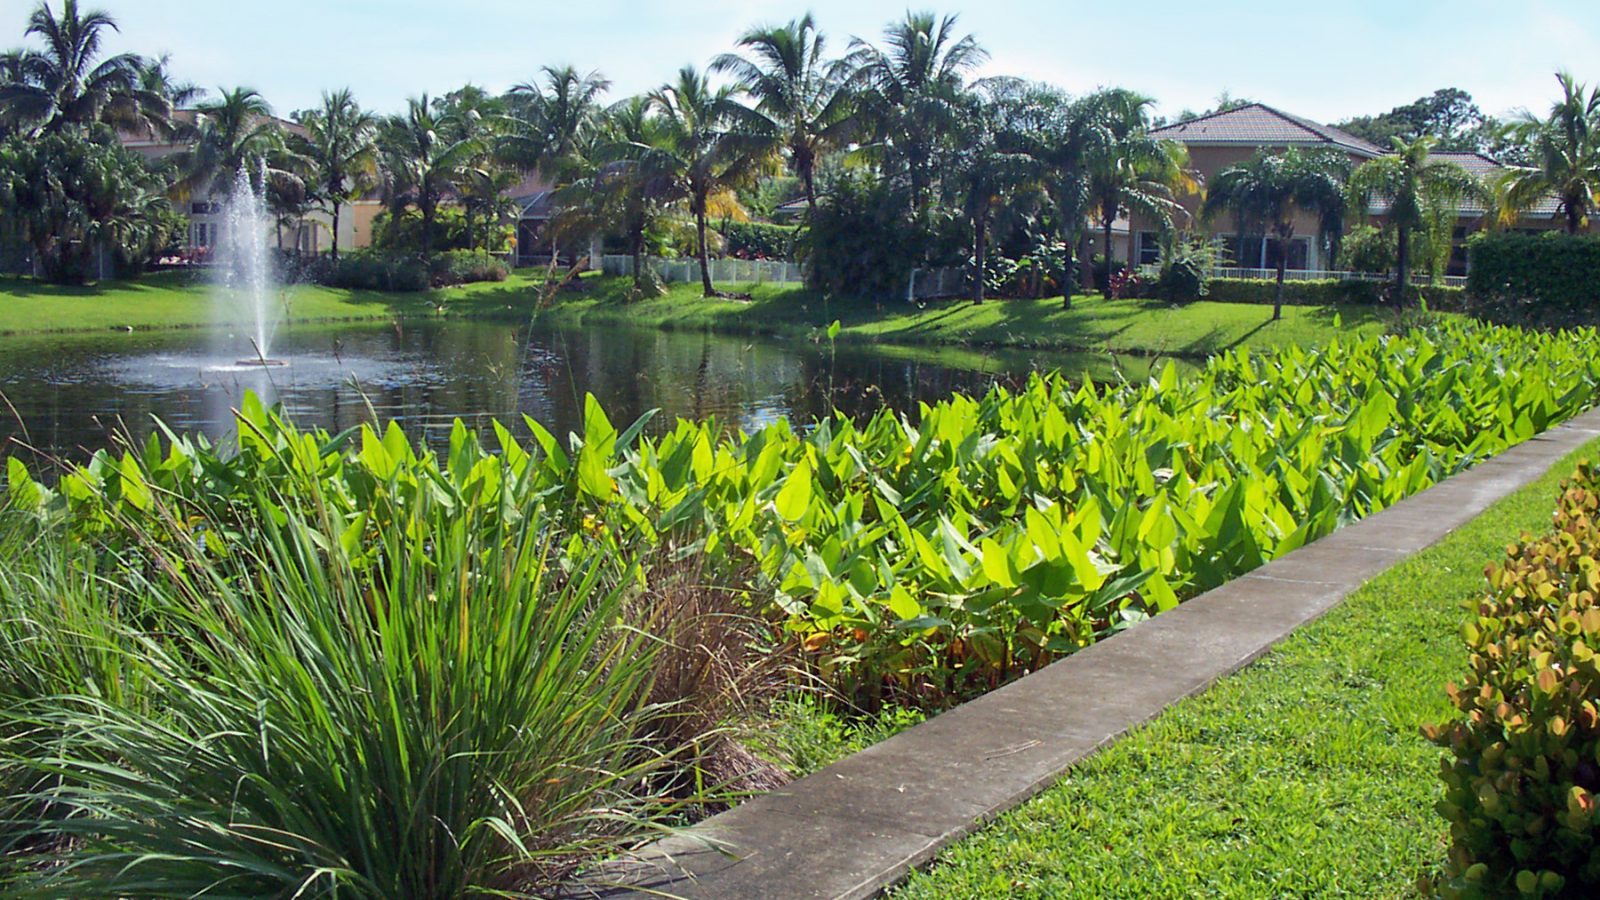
[0, 0, 1595, 300]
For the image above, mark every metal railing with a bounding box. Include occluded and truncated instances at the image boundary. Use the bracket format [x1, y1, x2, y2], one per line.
[600, 255, 804, 285]
[1141, 264, 1467, 288]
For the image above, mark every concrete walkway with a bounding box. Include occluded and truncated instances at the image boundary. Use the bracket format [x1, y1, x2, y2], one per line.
[588, 409, 1600, 900]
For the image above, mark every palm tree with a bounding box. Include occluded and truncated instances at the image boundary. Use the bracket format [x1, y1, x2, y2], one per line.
[844, 11, 987, 213]
[293, 89, 377, 260]
[1203, 148, 1346, 320]
[712, 14, 851, 218]
[1009, 86, 1110, 308]
[572, 96, 679, 295]
[1496, 71, 1600, 235]
[0, 0, 167, 136]
[378, 94, 489, 257]
[135, 53, 202, 134]
[173, 87, 299, 199]
[1083, 89, 1195, 298]
[1347, 135, 1484, 297]
[641, 67, 777, 297]
[948, 85, 1041, 303]
[502, 65, 611, 186]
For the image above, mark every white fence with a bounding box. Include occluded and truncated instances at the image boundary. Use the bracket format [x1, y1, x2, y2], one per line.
[1143, 265, 1468, 288]
[906, 267, 970, 301]
[601, 255, 804, 285]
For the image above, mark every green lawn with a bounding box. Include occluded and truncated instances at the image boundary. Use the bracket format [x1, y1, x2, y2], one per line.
[891, 439, 1600, 900]
[0, 270, 1435, 358]
[0, 269, 547, 335]
[538, 277, 1430, 357]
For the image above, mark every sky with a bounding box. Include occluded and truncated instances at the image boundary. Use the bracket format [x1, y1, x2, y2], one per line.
[2, 0, 1596, 124]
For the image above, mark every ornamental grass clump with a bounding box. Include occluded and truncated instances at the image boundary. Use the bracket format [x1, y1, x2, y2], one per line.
[1428, 461, 1600, 898]
[0, 423, 674, 897]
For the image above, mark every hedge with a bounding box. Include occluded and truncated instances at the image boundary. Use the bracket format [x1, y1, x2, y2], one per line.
[718, 221, 799, 261]
[1426, 461, 1600, 898]
[319, 250, 507, 293]
[1467, 232, 1600, 326]
[1205, 277, 1466, 310]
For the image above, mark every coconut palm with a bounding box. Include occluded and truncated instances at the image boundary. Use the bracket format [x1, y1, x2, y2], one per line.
[135, 53, 202, 135]
[639, 67, 777, 297]
[1083, 88, 1196, 298]
[0, 0, 168, 136]
[1347, 135, 1484, 296]
[172, 87, 300, 200]
[1496, 71, 1600, 235]
[562, 96, 682, 295]
[292, 89, 377, 260]
[1203, 148, 1346, 320]
[502, 65, 612, 186]
[711, 13, 851, 218]
[378, 94, 490, 257]
[844, 11, 987, 213]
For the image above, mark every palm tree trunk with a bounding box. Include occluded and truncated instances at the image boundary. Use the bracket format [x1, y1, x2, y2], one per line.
[331, 200, 342, 261]
[1395, 222, 1411, 305]
[973, 212, 987, 304]
[1568, 201, 1582, 235]
[695, 202, 715, 298]
[1273, 237, 1287, 321]
[631, 223, 645, 293]
[421, 198, 435, 258]
[799, 148, 817, 219]
[1101, 218, 1114, 299]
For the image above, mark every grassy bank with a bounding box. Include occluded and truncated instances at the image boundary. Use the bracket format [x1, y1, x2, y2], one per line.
[891, 438, 1600, 899]
[538, 277, 1430, 357]
[1, 271, 1429, 357]
[0, 269, 546, 335]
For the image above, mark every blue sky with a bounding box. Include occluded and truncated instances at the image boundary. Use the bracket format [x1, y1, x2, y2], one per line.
[3, 0, 1596, 124]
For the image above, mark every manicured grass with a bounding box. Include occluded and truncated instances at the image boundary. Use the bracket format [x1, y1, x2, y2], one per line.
[2, 270, 1440, 358]
[891, 438, 1600, 900]
[539, 277, 1437, 357]
[0, 269, 548, 335]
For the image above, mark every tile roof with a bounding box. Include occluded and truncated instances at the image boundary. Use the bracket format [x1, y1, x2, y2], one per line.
[1428, 151, 1562, 217]
[1151, 103, 1388, 158]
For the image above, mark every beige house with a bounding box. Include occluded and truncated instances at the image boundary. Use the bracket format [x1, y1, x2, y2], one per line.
[1114, 103, 1587, 279]
[1137, 103, 1386, 273]
[120, 110, 383, 257]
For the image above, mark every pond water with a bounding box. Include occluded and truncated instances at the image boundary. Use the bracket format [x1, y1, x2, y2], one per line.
[0, 320, 1180, 464]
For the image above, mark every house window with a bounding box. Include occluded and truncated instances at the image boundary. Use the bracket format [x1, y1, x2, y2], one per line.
[1221, 235, 1263, 268]
[1263, 237, 1309, 271]
[1136, 232, 1161, 266]
[190, 201, 216, 215]
[192, 223, 209, 248]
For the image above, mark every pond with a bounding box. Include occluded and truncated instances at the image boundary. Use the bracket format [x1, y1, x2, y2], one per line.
[0, 319, 1182, 464]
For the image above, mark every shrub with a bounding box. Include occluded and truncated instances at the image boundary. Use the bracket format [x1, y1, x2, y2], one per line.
[719, 221, 799, 261]
[1342, 224, 1398, 275]
[1207, 277, 1465, 310]
[370, 206, 515, 255]
[1152, 234, 1218, 304]
[427, 249, 509, 287]
[1467, 232, 1600, 327]
[1427, 461, 1600, 898]
[320, 250, 507, 292]
[802, 171, 967, 302]
[323, 250, 431, 292]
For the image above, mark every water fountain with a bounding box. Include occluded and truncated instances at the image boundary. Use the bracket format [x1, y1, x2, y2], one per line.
[214, 166, 285, 367]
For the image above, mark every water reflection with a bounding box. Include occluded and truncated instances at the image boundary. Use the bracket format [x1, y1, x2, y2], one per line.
[0, 321, 1181, 464]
